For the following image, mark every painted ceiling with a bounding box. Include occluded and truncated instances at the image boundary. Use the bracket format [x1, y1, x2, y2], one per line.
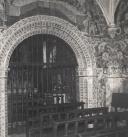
[0, 0, 127, 37]
[10, 0, 122, 26]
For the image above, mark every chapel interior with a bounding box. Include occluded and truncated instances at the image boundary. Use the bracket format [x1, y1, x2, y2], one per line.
[0, 0, 128, 137]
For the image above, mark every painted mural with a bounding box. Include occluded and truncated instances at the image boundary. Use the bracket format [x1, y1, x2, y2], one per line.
[0, 0, 128, 108]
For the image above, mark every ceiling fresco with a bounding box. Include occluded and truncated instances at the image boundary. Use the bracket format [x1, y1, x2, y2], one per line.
[0, 0, 127, 38]
[76, 0, 108, 36]
[0, 1, 125, 36]
[115, 0, 128, 35]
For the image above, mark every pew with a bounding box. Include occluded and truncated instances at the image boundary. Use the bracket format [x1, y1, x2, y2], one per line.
[26, 107, 108, 137]
[52, 111, 128, 137]
[79, 127, 128, 137]
[39, 107, 108, 128]
[28, 111, 127, 137]
[26, 101, 85, 118]
[26, 101, 84, 136]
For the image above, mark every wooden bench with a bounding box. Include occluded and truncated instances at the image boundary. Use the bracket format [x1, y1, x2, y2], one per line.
[39, 107, 108, 129]
[26, 102, 84, 136]
[52, 111, 128, 137]
[26, 107, 108, 137]
[26, 102, 85, 118]
[79, 127, 128, 137]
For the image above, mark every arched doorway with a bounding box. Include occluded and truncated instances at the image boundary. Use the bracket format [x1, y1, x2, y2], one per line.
[0, 15, 95, 137]
[7, 34, 78, 136]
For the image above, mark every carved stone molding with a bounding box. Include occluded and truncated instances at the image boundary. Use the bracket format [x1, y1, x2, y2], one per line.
[0, 72, 7, 137]
[0, 15, 94, 69]
[0, 15, 97, 137]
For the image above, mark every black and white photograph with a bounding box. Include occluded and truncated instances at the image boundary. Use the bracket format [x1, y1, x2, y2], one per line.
[0, 0, 128, 137]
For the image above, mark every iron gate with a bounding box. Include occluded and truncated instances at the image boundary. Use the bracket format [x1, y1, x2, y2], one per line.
[7, 34, 78, 135]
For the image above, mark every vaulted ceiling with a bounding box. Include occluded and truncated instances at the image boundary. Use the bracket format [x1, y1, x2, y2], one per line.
[96, 0, 120, 26]
[0, 0, 126, 31]
[8, 0, 125, 27]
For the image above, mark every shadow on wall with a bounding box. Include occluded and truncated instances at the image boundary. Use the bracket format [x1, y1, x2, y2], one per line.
[122, 78, 128, 93]
[106, 78, 126, 109]
[110, 78, 128, 111]
[111, 93, 128, 108]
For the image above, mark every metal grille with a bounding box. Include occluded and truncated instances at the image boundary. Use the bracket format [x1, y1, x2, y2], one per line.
[7, 34, 78, 135]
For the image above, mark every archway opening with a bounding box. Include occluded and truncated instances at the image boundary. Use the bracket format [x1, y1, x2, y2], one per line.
[7, 34, 78, 137]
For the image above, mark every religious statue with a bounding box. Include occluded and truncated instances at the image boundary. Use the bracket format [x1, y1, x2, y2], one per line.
[0, 0, 7, 27]
[0, 0, 4, 10]
[96, 43, 112, 68]
[83, 11, 98, 35]
[123, 12, 128, 34]
[83, 11, 91, 33]
[97, 71, 106, 107]
[101, 51, 109, 68]
[7, 0, 14, 4]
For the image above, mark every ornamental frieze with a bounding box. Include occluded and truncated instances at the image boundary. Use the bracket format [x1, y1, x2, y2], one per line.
[0, 15, 95, 70]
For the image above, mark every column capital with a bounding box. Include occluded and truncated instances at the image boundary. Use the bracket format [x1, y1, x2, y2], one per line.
[108, 26, 121, 38]
[77, 68, 86, 77]
[0, 67, 8, 78]
[77, 67, 94, 77]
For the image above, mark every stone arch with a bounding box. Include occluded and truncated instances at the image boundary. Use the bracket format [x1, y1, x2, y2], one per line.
[0, 15, 95, 137]
[0, 15, 93, 69]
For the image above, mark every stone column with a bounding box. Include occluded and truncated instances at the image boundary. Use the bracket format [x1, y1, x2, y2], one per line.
[96, 68, 107, 108]
[78, 68, 94, 108]
[0, 68, 8, 137]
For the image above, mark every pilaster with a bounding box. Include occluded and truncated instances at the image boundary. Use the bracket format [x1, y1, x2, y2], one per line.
[0, 68, 8, 137]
